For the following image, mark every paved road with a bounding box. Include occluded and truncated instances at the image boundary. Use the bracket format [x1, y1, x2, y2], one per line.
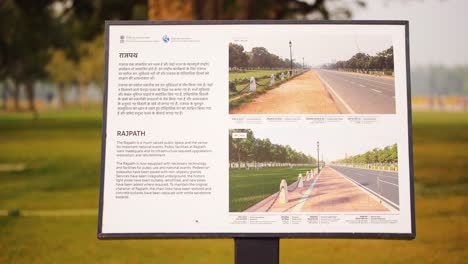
[315, 70, 396, 114]
[330, 165, 399, 208]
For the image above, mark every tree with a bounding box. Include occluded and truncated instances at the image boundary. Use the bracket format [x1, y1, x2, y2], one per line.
[324, 46, 394, 73]
[0, 0, 70, 116]
[148, 0, 365, 20]
[45, 50, 76, 108]
[250, 47, 271, 68]
[229, 129, 315, 169]
[76, 35, 104, 109]
[334, 144, 398, 165]
[229, 43, 249, 68]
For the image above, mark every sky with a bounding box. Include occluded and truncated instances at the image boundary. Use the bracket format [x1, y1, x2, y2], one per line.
[347, 0, 468, 67]
[251, 126, 397, 162]
[234, 33, 393, 67]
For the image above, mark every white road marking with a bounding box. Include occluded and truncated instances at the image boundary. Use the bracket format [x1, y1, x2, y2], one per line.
[378, 178, 399, 187]
[332, 71, 394, 86]
[371, 89, 382, 93]
[315, 71, 356, 114]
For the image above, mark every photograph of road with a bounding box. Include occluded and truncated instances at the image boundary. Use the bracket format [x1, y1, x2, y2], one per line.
[229, 127, 399, 212]
[229, 34, 396, 114]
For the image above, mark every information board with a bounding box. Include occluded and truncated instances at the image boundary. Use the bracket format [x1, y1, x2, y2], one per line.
[98, 21, 415, 239]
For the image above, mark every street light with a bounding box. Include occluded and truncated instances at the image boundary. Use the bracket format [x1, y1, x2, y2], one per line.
[289, 40, 293, 74]
[302, 57, 305, 70]
[317, 141, 320, 172]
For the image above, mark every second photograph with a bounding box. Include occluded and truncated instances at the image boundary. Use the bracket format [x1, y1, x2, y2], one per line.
[229, 127, 399, 213]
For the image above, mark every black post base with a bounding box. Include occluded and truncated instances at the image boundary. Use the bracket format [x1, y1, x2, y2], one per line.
[235, 238, 279, 264]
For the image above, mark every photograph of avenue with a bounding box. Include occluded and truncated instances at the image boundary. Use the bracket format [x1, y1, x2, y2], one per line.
[229, 34, 395, 114]
[229, 128, 399, 213]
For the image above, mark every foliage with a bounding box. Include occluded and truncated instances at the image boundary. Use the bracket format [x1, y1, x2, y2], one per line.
[229, 129, 316, 165]
[149, 0, 364, 20]
[0, 0, 61, 82]
[229, 43, 302, 70]
[45, 50, 76, 86]
[76, 35, 105, 87]
[335, 144, 398, 165]
[324, 46, 394, 72]
[0, 0, 146, 111]
[229, 69, 285, 82]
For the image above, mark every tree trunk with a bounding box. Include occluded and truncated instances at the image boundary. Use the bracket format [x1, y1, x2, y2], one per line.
[148, 0, 193, 20]
[25, 81, 38, 119]
[58, 82, 66, 108]
[79, 80, 88, 110]
[1, 82, 8, 111]
[13, 82, 20, 111]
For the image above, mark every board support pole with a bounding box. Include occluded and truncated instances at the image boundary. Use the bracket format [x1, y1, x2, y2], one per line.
[235, 238, 279, 264]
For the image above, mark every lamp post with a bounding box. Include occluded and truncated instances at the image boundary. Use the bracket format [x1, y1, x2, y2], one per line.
[289, 40, 293, 74]
[317, 141, 320, 172]
[302, 57, 304, 70]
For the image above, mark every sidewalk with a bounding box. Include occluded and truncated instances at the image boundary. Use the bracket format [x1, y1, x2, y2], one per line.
[246, 166, 388, 212]
[230, 70, 340, 114]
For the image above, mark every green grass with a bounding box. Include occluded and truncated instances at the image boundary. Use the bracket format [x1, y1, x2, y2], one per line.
[0, 110, 102, 210]
[0, 110, 467, 263]
[229, 166, 313, 212]
[229, 69, 286, 81]
[0, 216, 233, 264]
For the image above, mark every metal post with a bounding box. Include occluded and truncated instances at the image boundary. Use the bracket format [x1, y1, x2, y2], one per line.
[317, 141, 320, 173]
[302, 57, 304, 70]
[289, 41, 293, 75]
[235, 238, 279, 264]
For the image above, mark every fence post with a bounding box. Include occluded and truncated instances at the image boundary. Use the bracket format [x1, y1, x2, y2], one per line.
[280, 72, 284, 81]
[298, 174, 304, 188]
[249, 77, 256, 92]
[270, 74, 275, 85]
[279, 179, 288, 203]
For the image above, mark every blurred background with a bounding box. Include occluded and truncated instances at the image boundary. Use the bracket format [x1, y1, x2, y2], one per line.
[0, 0, 466, 263]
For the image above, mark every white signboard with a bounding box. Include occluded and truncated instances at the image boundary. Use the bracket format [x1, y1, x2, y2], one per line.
[98, 21, 415, 239]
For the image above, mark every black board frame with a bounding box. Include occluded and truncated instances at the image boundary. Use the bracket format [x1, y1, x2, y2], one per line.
[98, 20, 415, 240]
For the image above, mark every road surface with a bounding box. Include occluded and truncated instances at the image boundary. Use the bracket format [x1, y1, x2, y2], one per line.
[330, 165, 399, 208]
[315, 70, 396, 114]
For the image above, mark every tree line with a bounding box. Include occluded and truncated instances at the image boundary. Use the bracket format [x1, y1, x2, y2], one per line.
[1, 0, 359, 116]
[0, 0, 147, 115]
[229, 129, 316, 168]
[229, 43, 303, 70]
[334, 144, 397, 165]
[323, 46, 394, 73]
[411, 65, 468, 96]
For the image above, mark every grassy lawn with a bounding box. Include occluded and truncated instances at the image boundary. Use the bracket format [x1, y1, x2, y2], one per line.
[229, 166, 313, 212]
[0, 109, 102, 210]
[229, 69, 286, 81]
[0, 110, 467, 263]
